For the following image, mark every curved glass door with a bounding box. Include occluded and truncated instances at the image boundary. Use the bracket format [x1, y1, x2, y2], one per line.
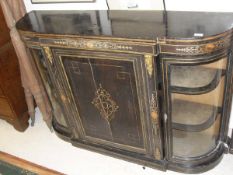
[165, 56, 227, 159]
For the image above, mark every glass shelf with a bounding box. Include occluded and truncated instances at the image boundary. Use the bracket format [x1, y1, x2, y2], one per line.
[170, 58, 227, 95]
[173, 115, 220, 158]
[170, 66, 223, 94]
[172, 99, 219, 132]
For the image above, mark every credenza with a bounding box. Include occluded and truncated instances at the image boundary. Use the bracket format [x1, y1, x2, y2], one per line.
[16, 10, 233, 173]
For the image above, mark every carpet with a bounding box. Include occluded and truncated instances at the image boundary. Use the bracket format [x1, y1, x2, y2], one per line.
[0, 151, 63, 175]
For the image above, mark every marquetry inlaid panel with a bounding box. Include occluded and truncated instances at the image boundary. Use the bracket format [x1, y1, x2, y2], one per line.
[62, 56, 145, 149]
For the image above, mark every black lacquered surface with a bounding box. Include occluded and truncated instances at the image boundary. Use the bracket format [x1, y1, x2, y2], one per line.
[62, 55, 144, 149]
[16, 10, 233, 40]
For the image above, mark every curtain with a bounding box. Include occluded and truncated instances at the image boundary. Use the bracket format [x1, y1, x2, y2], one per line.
[0, 0, 53, 129]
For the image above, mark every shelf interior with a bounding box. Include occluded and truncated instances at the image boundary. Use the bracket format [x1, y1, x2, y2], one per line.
[172, 99, 219, 131]
[170, 65, 222, 89]
[173, 115, 220, 158]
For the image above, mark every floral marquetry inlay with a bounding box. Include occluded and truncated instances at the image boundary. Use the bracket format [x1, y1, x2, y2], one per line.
[150, 93, 158, 121]
[92, 84, 119, 122]
[53, 39, 133, 51]
[175, 40, 226, 54]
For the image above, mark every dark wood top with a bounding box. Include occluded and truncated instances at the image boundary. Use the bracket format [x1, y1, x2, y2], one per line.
[16, 10, 233, 40]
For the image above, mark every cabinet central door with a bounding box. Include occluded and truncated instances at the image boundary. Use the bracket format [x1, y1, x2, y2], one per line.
[53, 49, 150, 154]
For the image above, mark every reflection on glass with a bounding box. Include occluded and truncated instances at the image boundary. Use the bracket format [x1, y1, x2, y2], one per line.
[170, 57, 227, 158]
[171, 66, 222, 89]
[173, 116, 220, 157]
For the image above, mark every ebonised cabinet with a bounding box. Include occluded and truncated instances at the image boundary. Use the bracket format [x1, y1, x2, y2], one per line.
[16, 10, 233, 173]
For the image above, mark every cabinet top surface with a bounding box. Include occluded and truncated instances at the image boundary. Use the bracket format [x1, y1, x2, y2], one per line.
[16, 10, 233, 40]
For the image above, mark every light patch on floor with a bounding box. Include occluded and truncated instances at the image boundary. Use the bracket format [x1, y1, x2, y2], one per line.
[0, 108, 233, 175]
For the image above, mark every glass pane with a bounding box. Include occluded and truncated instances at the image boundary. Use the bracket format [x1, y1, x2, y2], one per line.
[173, 115, 221, 157]
[170, 57, 227, 158]
[171, 66, 219, 88]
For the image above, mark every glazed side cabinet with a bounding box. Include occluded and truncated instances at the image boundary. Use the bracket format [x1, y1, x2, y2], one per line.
[16, 10, 233, 173]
